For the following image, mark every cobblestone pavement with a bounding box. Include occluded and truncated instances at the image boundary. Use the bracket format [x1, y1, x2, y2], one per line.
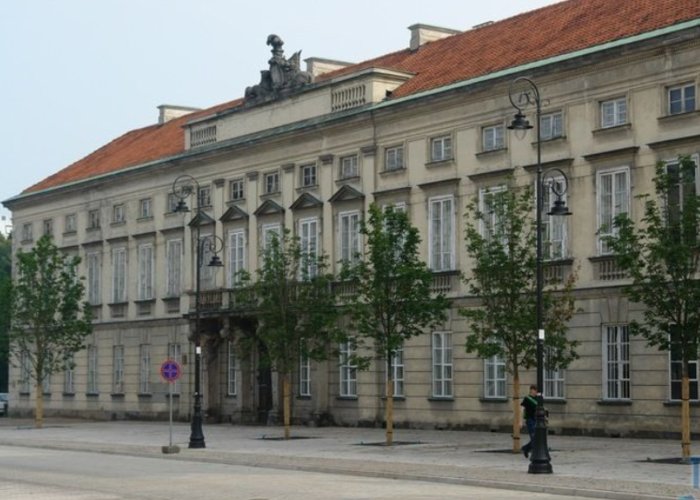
[0, 418, 697, 500]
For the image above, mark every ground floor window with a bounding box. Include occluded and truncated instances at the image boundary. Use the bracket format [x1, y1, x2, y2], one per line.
[603, 324, 630, 400]
[484, 353, 506, 399]
[432, 332, 453, 398]
[112, 346, 124, 394]
[389, 345, 404, 397]
[339, 342, 357, 397]
[670, 327, 699, 401]
[227, 341, 237, 396]
[139, 344, 151, 394]
[299, 352, 310, 397]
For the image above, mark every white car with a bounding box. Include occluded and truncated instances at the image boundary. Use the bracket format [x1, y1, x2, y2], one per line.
[0, 393, 8, 416]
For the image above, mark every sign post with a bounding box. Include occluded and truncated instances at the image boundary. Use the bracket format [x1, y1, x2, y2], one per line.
[160, 359, 182, 454]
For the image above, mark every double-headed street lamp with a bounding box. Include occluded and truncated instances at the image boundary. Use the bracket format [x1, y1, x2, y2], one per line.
[172, 174, 224, 449]
[508, 77, 572, 474]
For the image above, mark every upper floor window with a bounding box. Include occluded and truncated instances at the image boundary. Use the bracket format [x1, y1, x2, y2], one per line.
[86, 252, 101, 306]
[111, 247, 127, 303]
[166, 193, 179, 213]
[482, 124, 504, 152]
[665, 155, 699, 221]
[21, 222, 33, 242]
[112, 204, 125, 224]
[385, 145, 404, 171]
[65, 213, 77, 233]
[339, 210, 361, 266]
[88, 209, 101, 230]
[299, 217, 319, 279]
[137, 243, 155, 300]
[264, 172, 280, 194]
[197, 186, 212, 207]
[229, 179, 244, 201]
[300, 164, 317, 187]
[262, 223, 281, 250]
[597, 167, 630, 255]
[479, 186, 507, 244]
[166, 239, 182, 298]
[668, 83, 696, 115]
[42, 219, 53, 237]
[428, 195, 455, 271]
[340, 155, 359, 179]
[540, 111, 563, 140]
[138, 198, 152, 219]
[542, 177, 568, 260]
[430, 135, 452, 162]
[600, 97, 627, 128]
[227, 230, 246, 287]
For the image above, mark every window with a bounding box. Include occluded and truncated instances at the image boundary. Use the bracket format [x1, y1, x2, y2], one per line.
[86, 252, 101, 305]
[112, 204, 125, 224]
[484, 353, 506, 399]
[262, 224, 281, 250]
[544, 353, 565, 400]
[603, 325, 630, 400]
[137, 243, 154, 300]
[65, 213, 76, 233]
[430, 135, 452, 162]
[339, 211, 361, 265]
[167, 193, 179, 213]
[199, 234, 216, 291]
[482, 124, 504, 152]
[385, 146, 404, 171]
[227, 341, 237, 396]
[264, 172, 279, 194]
[670, 326, 699, 401]
[166, 239, 182, 297]
[542, 177, 567, 260]
[87, 345, 98, 394]
[168, 343, 182, 395]
[138, 198, 153, 219]
[20, 351, 31, 393]
[340, 155, 359, 179]
[665, 155, 699, 215]
[300, 352, 311, 397]
[42, 372, 51, 394]
[112, 345, 124, 394]
[139, 344, 151, 394]
[64, 355, 74, 394]
[668, 83, 695, 115]
[42, 219, 53, 237]
[227, 230, 246, 287]
[600, 97, 627, 128]
[432, 332, 452, 398]
[389, 345, 404, 398]
[197, 186, 211, 208]
[339, 341, 357, 397]
[301, 164, 317, 187]
[540, 111, 563, 140]
[597, 168, 630, 255]
[88, 209, 100, 230]
[21, 222, 33, 242]
[429, 196, 454, 271]
[479, 186, 507, 244]
[111, 247, 127, 303]
[299, 218, 318, 278]
[229, 179, 244, 201]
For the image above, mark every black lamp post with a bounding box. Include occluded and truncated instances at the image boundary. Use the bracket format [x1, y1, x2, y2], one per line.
[508, 77, 571, 474]
[172, 174, 224, 449]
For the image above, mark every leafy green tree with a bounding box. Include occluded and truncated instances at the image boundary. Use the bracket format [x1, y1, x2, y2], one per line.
[343, 204, 450, 445]
[461, 185, 578, 453]
[8, 235, 92, 427]
[240, 229, 340, 439]
[0, 232, 11, 392]
[605, 155, 700, 460]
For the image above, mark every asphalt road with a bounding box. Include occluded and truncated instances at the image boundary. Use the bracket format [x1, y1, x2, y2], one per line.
[0, 444, 586, 500]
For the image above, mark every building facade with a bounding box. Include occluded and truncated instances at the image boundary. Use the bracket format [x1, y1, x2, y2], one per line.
[4, 0, 700, 437]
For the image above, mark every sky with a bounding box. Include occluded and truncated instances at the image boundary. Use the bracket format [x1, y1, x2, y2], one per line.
[0, 0, 561, 228]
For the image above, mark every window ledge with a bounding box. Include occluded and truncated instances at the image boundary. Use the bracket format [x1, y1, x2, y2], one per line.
[381, 396, 406, 401]
[138, 393, 153, 398]
[592, 123, 631, 135]
[62, 392, 75, 397]
[479, 397, 508, 403]
[476, 147, 507, 158]
[597, 399, 632, 406]
[110, 221, 126, 227]
[425, 158, 454, 168]
[108, 301, 129, 306]
[20, 238, 34, 244]
[531, 135, 567, 146]
[226, 198, 246, 205]
[657, 110, 700, 122]
[380, 167, 406, 176]
[134, 298, 156, 304]
[110, 393, 125, 398]
[544, 398, 567, 405]
[86, 227, 101, 232]
[663, 400, 700, 407]
[296, 395, 311, 401]
[588, 254, 617, 262]
[260, 192, 281, 199]
[429, 397, 454, 402]
[62, 231, 77, 237]
[336, 176, 361, 185]
[165, 393, 181, 399]
[336, 396, 358, 401]
[86, 392, 99, 398]
[296, 184, 319, 193]
[136, 216, 154, 222]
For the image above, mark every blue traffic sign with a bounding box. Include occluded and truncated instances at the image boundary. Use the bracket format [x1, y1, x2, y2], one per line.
[160, 360, 182, 382]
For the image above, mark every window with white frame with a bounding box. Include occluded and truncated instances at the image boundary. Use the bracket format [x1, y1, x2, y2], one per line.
[300, 352, 311, 397]
[479, 186, 508, 244]
[197, 186, 212, 207]
[139, 344, 151, 394]
[43, 219, 53, 237]
[300, 164, 317, 187]
[429, 196, 454, 271]
[168, 343, 182, 394]
[299, 217, 319, 278]
[430, 135, 453, 162]
[597, 167, 630, 255]
[603, 324, 630, 400]
[340, 155, 359, 179]
[42, 372, 51, 394]
[540, 111, 563, 140]
[138, 198, 153, 219]
[20, 351, 31, 393]
[227, 341, 237, 396]
[64, 355, 74, 394]
[484, 353, 506, 398]
[542, 177, 567, 260]
[262, 223, 281, 250]
[227, 230, 246, 287]
[112, 204, 125, 224]
[339, 341, 357, 397]
[112, 247, 127, 303]
[112, 345, 124, 394]
[167, 193, 179, 213]
[432, 332, 453, 398]
[339, 210, 361, 265]
[87, 345, 98, 394]
[198, 234, 217, 291]
[65, 213, 76, 233]
[665, 155, 700, 215]
[21, 222, 32, 242]
[670, 326, 699, 401]
[86, 252, 101, 305]
[137, 243, 154, 300]
[600, 97, 627, 128]
[166, 239, 182, 297]
[385, 145, 404, 171]
[264, 172, 279, 194]
[544, 349, 565, 399]
[389, 345, 404, 397]
[229, 178, 245, 201]
[88, 209, 100, 230]
[482, 124, 504, 152]
[668, 83, 696, 115]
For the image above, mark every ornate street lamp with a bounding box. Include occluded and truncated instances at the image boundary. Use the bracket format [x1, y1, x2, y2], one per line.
[171, 174, 224, 449]
[508, 77, 571, 474]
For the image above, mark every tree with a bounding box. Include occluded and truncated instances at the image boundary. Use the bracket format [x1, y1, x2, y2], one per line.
[240, 229, 340, 439]
[0, 232, 11, 392]
[605, 155, 700, 460]
[461, 184, 578, 453]
[8, 235, 92, 427]
[343, 204, 450, 445]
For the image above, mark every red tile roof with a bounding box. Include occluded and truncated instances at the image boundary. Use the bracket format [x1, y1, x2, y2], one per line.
[22, 0, 700, 195]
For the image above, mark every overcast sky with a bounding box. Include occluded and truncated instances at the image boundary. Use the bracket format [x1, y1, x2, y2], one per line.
[0, 0, 561, 226]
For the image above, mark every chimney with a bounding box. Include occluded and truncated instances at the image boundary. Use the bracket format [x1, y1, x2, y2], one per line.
[408, 24, 461, 51]
[157, 104, 200, 124]
[304, 57, 354, 78]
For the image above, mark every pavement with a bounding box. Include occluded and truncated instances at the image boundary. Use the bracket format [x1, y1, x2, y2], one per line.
[0, 417, 698, 500]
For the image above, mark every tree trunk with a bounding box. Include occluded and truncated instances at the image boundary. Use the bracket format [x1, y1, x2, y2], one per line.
[283, 373, 291, 440]
[386, 371, 394, 446]
[681, 363, 691, 459]
[512, 368, 520, 453]
[35, 382, 44, 429]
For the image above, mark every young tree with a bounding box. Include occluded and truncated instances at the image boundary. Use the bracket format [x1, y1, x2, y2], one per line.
[8, 235, 92, 428]
[0, 233, 11, 392]
[241, 229, 340, 439]
[343, 204, 450, 445]
[606, 155, 700, 460]
[461, 185, 578, 453]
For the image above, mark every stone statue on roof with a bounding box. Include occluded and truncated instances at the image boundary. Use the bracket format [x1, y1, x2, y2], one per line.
[244, 34, 313, 105]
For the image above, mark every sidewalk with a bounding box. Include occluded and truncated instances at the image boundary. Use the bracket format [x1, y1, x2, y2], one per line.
[0, 418, 697, 500]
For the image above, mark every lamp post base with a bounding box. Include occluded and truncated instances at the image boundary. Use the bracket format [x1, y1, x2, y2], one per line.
[188, 394, 206, 449]
[528, 404, 552, 474]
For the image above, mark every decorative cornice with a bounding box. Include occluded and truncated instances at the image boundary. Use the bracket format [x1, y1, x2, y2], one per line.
[647, 134, 700, 150]
[213, 178, 225, 188]
[187, 211, 216, 227]
[521, 158, 574, 174]
[582, 146, 639, 162]
[372, 186, 412, 197]
[290, 192, 323, 210]
[417, 177, 461, 189]
[319, 154, 335, 165]
[361, 145, 377, 157]
[467, 167, 515, 182]
[282, 163, 296, 173]
[220, 205, 249, 222]
[246, 171, 259, 181]
[253, 199, 285, 216]
[329, 184, 365, 203]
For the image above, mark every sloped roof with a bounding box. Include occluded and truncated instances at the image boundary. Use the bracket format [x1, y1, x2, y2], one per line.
[19, 0, 700, 196]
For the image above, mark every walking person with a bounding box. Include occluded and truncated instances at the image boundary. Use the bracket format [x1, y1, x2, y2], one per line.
[520, 384, 539, 458]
